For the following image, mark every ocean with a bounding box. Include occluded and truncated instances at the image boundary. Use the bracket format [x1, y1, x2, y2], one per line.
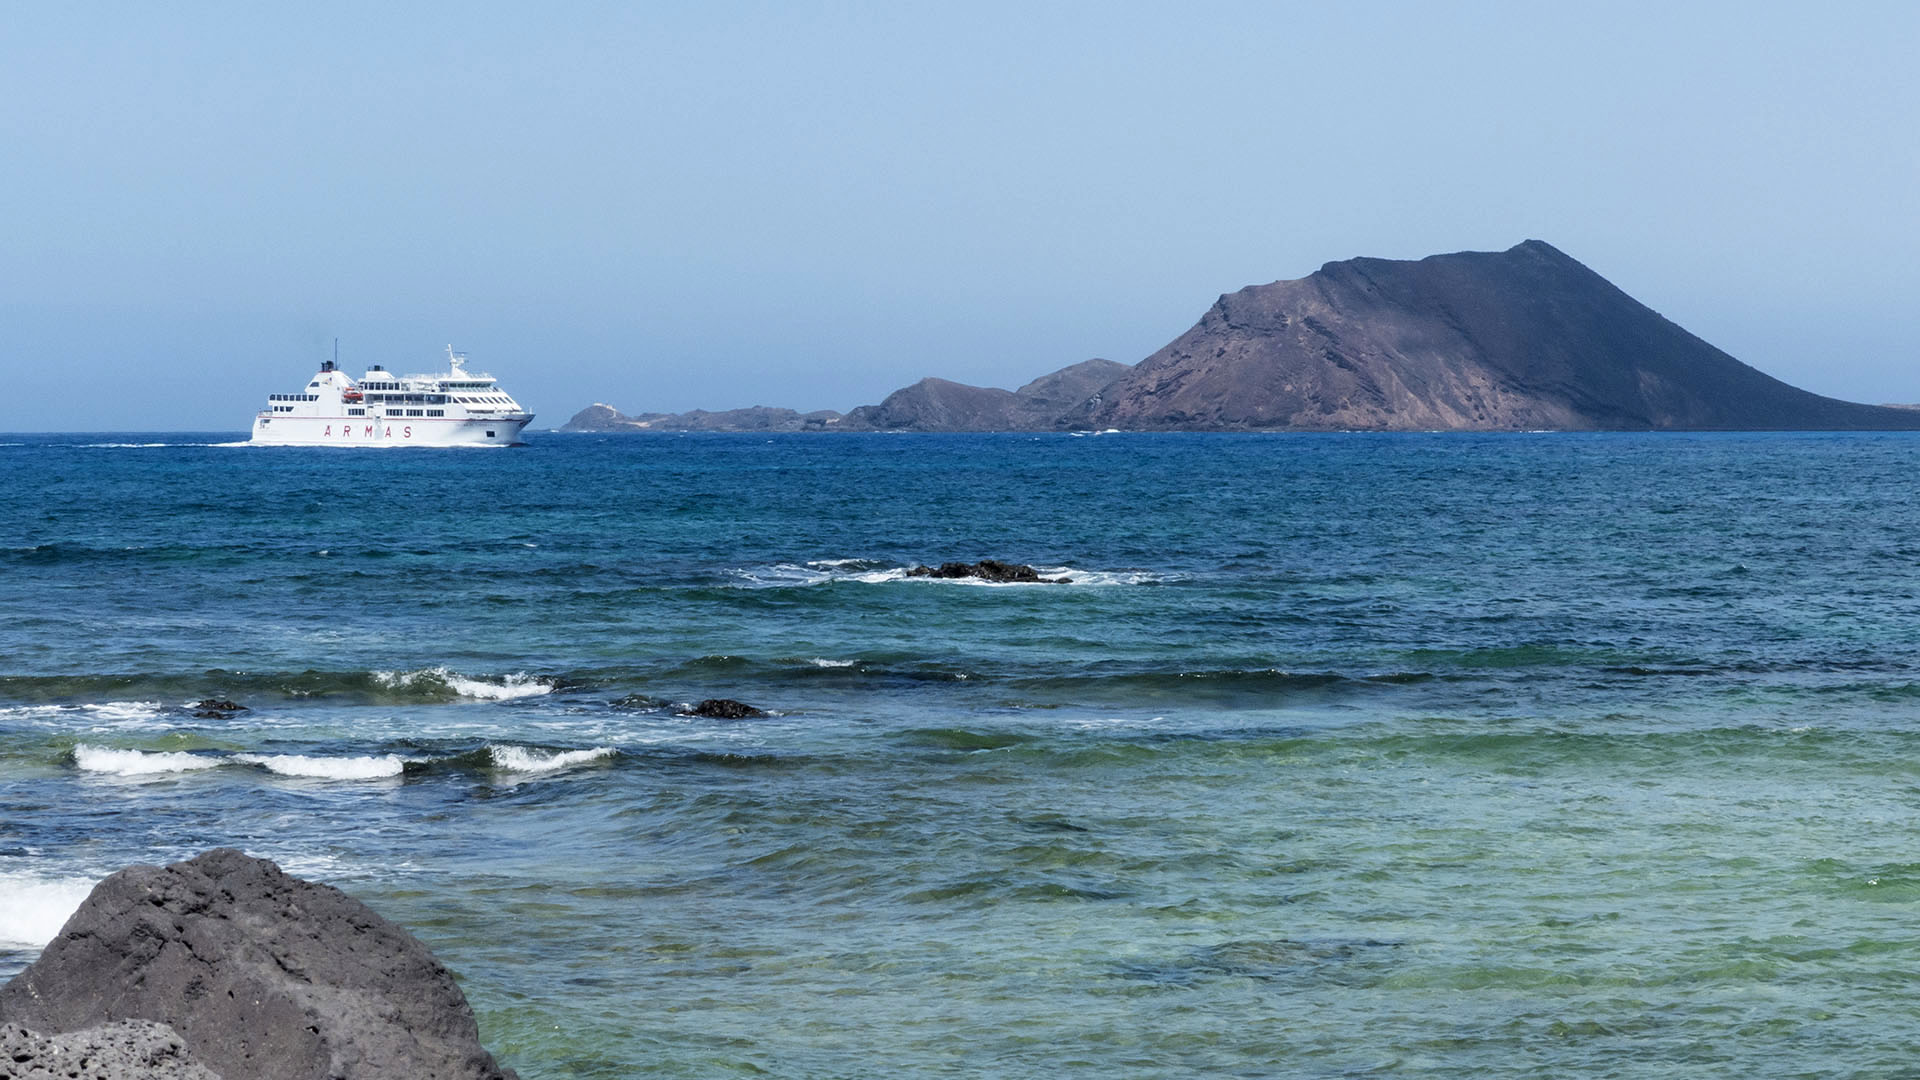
[5, 430, 1920, 1078]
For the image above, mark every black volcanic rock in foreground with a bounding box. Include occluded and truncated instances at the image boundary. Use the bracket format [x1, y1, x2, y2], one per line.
[0, 848, 517, 1080]
[1070, 240, 1920, 431]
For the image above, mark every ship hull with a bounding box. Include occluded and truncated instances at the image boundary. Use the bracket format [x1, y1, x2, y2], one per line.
[249, 414, 532, 447]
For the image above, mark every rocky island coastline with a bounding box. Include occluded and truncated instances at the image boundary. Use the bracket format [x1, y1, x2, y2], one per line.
[563, 241, 1920, 434]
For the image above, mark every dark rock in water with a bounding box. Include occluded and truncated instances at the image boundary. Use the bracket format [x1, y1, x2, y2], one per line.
[193, 700, 246, 713]
[0, 848, 517, 1080]
[0, 1019, 221, 1079]
[906, 560, 1071, 584]
[684, 698, 766, 719]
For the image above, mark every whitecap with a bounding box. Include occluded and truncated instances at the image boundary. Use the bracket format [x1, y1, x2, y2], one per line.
[374, 667, 554, 701]
[233, 753, 405, 780]
[71, 744, 223, 776]
[1030, 566, 1169, 587]
[808, 658, 858, 668]
[0, 701, 171, 731]
[0, 871, 98, 949]
[444, 671, 552, 701]
[488, 745, 615, 773]
[899, 565, 1159, 587]
[729, 561, 1165, 589]
[86, 701, 169, 723]
[727, 563, 907, 587]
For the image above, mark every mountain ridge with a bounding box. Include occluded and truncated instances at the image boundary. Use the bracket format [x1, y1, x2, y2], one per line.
[563, 242, 1920, 433]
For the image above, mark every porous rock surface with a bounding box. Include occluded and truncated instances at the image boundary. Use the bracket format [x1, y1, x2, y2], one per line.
[0, 1019, 221, 1079]
[0, 849, 516, 1080]
[684, 698, 766, 719]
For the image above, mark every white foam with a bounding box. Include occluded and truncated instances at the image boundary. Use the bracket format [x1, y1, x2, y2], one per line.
[0, 872, 98, 949]
[90, 700, 167, 720]
[1030, 566, 1168, 587]
[444, 671, 553, 701]
[234, 753, 405, 780]
[488, 745, 615, 773]
[728, 562, 906, 587]
[808, 658, 858, 668]
[901, 565, 1163, 587]
[0, 701, 171, 731]
[72, 744, 223, 776]
[373, 667, 554, 701]
[729, 561, 1166, 589]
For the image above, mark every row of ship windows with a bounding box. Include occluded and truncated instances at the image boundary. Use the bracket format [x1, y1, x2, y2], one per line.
[271, 392, 512, 405]
[363, 393, 513, 405]
[275, 406, 445, 416]
[360, 382, 500, 396]
[366, 394, 449, 404]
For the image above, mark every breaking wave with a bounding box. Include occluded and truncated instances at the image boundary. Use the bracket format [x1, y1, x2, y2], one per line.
[488, 745, 616, 773]
[233, 752, 407, 780]
[71, 744, 223, 776]
[372, 667, 554, 701]
[0, 667, 564, 707]
[0, 871, 97, 949]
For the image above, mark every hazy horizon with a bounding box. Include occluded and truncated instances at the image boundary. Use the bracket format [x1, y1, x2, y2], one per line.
[5, 2, 1916, 431]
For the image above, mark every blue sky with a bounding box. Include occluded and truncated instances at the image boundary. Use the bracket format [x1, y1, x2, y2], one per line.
[4, 2, 1915, 429]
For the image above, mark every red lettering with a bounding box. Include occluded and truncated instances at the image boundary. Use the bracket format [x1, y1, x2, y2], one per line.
[403, 426, 412, 438]
[384, 426, 392, 438]
[364, 425, 374, 436]
[323, 425, 332, 436]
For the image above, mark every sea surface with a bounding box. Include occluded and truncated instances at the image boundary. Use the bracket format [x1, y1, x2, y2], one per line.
[5, 430, 1920, 1078]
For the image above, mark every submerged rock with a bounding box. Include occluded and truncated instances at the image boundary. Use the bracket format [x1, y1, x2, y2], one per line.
[192, 699, 246, 718]
[0, 1019, 221, 1079]
[684, 698, 766, 719]
[609, 693, 668, 711]
[906, 560, 1071, 584]
[0, 848, 517, 1080]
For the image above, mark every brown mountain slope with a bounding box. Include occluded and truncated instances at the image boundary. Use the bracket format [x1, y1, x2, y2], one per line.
[840, 358, 1130, 431]
[1070, 240, 1920, 431]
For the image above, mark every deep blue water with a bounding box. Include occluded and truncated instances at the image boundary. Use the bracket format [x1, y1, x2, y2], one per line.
[6, 430, 1920, 1077]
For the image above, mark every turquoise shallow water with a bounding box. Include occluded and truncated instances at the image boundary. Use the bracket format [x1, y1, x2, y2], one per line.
[4, 431, 1920, 1077]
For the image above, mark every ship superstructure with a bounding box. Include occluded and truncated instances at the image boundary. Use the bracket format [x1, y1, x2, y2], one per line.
[249, 346, 533, 447]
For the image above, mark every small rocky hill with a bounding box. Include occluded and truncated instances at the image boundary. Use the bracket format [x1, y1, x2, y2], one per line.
[562, 403, 843, 432]
[838, 359, 1130, 431]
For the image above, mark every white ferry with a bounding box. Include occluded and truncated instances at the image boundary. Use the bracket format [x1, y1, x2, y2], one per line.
[250, 346, 533, 447]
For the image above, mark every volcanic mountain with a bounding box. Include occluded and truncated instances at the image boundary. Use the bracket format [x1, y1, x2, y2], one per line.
[563, 241, 1915, 432]
[1066, 240, 1920, 431]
